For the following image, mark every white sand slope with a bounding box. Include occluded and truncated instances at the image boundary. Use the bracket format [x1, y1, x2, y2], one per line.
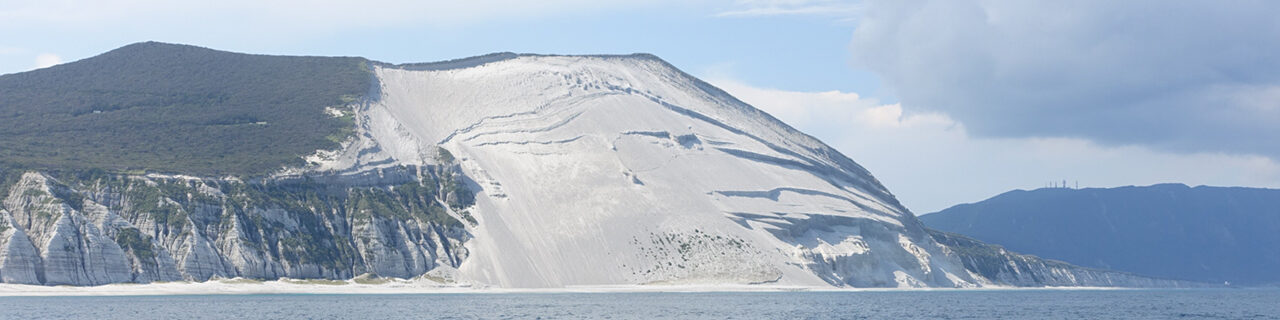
[348, 54, 978, 288]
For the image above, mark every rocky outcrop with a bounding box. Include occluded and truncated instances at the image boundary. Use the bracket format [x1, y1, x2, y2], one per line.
[0, 209, 43, 284]
[928, 229, 1202, 287]
[0, 164, 474, 286]
[3, 174, 131, 285]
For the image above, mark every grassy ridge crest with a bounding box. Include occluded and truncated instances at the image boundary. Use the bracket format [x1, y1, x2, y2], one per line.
[0, 42, 372, 177]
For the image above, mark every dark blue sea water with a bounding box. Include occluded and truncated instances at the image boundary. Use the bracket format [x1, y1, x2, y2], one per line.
[1, 289, 1277, 319]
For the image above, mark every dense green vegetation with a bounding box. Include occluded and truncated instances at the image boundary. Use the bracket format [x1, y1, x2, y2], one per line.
[115, 227, 157, 264]
[0, 166, 23, 203]
[0, 42, 371, 177]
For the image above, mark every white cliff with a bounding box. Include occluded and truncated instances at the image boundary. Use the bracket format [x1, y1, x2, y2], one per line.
[0, 165, 471, 285]
[0, 52, 1194, 289]
[0, 209, 43, 284]
[356, 55, 979, 288]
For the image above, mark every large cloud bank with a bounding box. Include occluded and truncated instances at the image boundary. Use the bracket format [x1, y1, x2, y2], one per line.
[851, 0, 1280, 157]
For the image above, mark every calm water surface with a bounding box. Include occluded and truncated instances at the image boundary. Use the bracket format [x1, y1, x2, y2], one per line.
[1, 289, 1277, 319]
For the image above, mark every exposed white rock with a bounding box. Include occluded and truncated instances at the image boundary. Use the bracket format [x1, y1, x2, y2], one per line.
[359, 55, 977, 288]
[0, 169, 469, 286]
[0, 53, 1192, 289]
[0, 209, 42, 284]
[3, 173, 134, 285]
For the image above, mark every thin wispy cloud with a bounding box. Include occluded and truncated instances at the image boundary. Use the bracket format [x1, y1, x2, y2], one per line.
[716, 0, 861, 17]
[0, 0, 692, 74]
[0, 0, 684, 33]
[716, 4, 860, 17]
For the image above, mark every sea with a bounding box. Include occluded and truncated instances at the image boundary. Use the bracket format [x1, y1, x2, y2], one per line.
[1, 289, 1277, 319]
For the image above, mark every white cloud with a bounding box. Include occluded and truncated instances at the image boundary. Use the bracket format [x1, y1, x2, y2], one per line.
[34, 53, 60, 69]
[708, 77, 1280, 214]
[849, 0, 1280, 158]
[716, 0, 860, 17]
[1229, 85, 1280, 113]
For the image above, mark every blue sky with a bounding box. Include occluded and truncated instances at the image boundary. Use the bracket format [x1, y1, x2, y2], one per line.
[3, 0, 1277, 213]
[0, 1, 884, 96]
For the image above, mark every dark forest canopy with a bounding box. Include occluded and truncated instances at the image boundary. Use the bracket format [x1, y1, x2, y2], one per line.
[0, 42, 372, 177]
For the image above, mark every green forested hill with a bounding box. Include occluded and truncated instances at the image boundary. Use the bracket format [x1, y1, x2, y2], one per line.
[0, 42, 371, 177]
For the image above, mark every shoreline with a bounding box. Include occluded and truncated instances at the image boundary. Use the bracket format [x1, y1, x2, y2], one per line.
[0, 279, 1152, 297]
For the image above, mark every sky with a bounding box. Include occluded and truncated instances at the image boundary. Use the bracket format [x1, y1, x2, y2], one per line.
[2, 0, 1277, 214]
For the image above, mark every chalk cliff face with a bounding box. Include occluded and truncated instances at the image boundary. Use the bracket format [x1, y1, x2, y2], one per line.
[927, 230, 1193, 287]
[0, 165, 472, 285]
[0, 44, 1195, 288]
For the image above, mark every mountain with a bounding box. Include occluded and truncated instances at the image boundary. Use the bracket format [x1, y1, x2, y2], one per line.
[0, 41, 370, 176]
[922, 184, 1280, 285]
[0, 42, 1190, 288]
